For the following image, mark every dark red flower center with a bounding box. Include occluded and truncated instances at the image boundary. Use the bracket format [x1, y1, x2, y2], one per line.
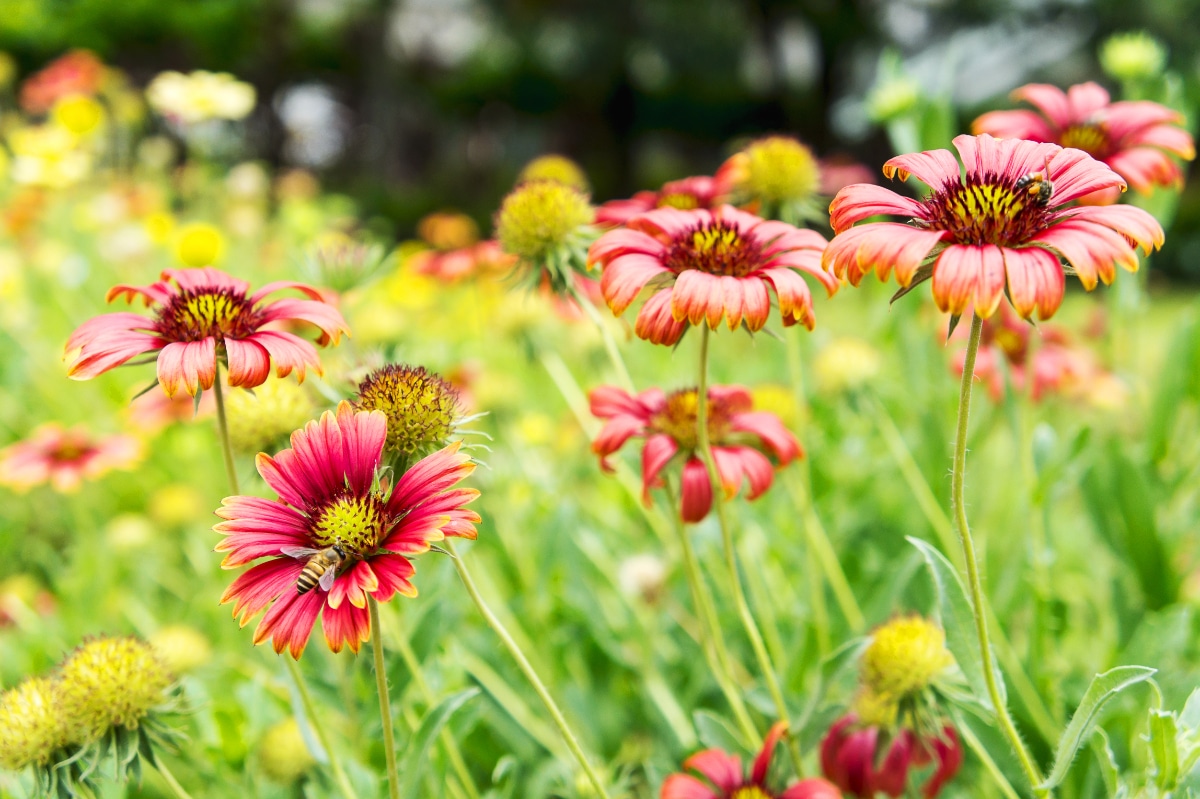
[650, 388, 742, 450]
[1060, 123, 1110, 158]
[663, 221, 767, 277]
[922, 179, 1054, 247]
[49, 438, 94, 464]
[155, 289, 264, 342]
[310, 493, 388, 554]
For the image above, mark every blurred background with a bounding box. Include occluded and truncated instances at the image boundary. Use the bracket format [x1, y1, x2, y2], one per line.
[3, 0, 1198, 276]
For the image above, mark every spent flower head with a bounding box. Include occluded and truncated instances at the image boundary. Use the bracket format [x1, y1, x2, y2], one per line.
[0, 678, 69, 770]
[354, 364, 466, 470]
[496, 180, 596, 293]
[226, 376, 318, 454]
[258, 719, 315, 783]
[58, 636, 173, 744]
[519, 154, 590, 191]
[302, 234, 389, 294]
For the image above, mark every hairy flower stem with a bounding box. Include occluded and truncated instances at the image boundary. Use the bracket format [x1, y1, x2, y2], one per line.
[212, 374, 240, 495]
[567, 280, 635, 393]
[694, 326, 803, 775]
[665, 480, 761, 748]
[447, 540, 612, 799]
[284, 654, 360, 799]
[954, 315, 1046, 796]
[369, 599, 402, 799]
[153, 758, 196, 799]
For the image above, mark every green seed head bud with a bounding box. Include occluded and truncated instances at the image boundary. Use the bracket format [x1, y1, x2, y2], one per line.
[1100, 31, 1167, 83]
[355, 364, 462, 463]
[226, 378, 317, 454]
[258, 718, 315, 783]
[495, 180, 594, 263]
[0, 678, 69, 769]
[866, 76, 922, 123]
[58, 636, 172, 745]
[518, 154, 590, 191]
[741, 136, 820, 204]
[862, 615, 953, 700]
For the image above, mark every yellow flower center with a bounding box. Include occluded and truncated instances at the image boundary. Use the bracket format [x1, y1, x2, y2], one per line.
[925, 180, 1052, 247]
[862, 615, 953, 699]
[311, 494, 387, 553]
[658, 192, 701, 210]
[1060, 124, 1110, 158]
[157, 288, 261, 342]
[664, 221, 766, 277]
[731, 787, 773, 799]
[649, 388, 740, 451]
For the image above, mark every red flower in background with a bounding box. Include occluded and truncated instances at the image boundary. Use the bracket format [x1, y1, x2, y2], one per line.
[216, 402, 479, 658]
[972, 82, 1195, 204]
[821, 715, 962, 799]
[65, 267, 349, 397]
[590, 384, 801, 522]
[0, 424, 142, 493]
[19, 50, 105, 114]
[596, 175, 730, 227]
[825, 134, 1163, 321]
[663, 722, 842, 799]
[590, 205, 835, 345]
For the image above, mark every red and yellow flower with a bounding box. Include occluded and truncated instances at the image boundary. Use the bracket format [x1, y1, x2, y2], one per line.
[972, 82, 1194, 203]
[215, 402, 479, 658]
[596, 175, 730, 227]
[590, 384, 801, 522]
[0, 424, 142, 493]
[820, 716, 961, 799]
[825, 134, 1164, 320]
[65, 267, 349, 397]
[590, 205, 835, 345]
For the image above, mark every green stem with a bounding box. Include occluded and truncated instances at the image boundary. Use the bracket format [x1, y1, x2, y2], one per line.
[567, 280, 635, 393]
[152, 758, 195, 799]
[447, 540, 612, 799]
[212, 374, 240, 495]
[953, 314, 1045, 796]
[694, 326, 802, 774]
[370, 598, 402, 799]
[284, 658, 360, 799]
[664, 480, 761, 748]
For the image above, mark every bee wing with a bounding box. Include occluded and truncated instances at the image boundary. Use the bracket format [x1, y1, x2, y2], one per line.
[281, 547, 321, 560]
[318, 567, 339, 593]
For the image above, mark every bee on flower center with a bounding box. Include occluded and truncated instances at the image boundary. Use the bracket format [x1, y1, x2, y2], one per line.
[1014, 171, 1053, 206]
[282, 544, 348, 594]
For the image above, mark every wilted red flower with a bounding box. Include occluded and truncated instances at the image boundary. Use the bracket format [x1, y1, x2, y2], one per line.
[0, 423, 141, 493]
[663, 722, 842, 799]
[216, 402, 479, 658]
[972, 82, 1195, 204]
[825, 134, 1164, 321]
[590, 384, 801, 522]
[20, 50, 105, 114]
[65, 267, 349, 397]
[821, 715, 962, 799]
[596, 175, 730, 227]
[590, 205, 835, 345]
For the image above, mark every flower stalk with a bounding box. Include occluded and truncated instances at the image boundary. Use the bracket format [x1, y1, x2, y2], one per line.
[953, 314, 1045, 796]
[212, 374, 239, 495]
[369, 598, 401, 799]
[693, 325, 803, 774]
[283, 658, 360, 799]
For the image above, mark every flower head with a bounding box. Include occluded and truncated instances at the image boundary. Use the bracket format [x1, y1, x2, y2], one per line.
[303, 235, 390, 293]
[862, 616, 953, 700]
[717, 136, 824, 224]
[0, 424, 142, 493]
[58, 636, 173, 744]
[519, 154, 590, 191]
[1100, 32, 1168, 83]
[496, 180, 595, 291]
[226, 376, 317, 454]
[825, 134, 1165, 320]
[216, 402, 479, 658]
[590, 205, 835, 345]
[19, 50, 105, 114]
[596, 175, 730, 227]
[0, 678, 69, 770]
[972, 83, 1194, 202]
[65, 267, 349, 397]
[146, 70, 256, 124]
[663, 722, 842, 799]
[51, 94, 105, 136]
[821, 716, 961, 799]
[412, 212, 515, 283]
[354, 364, 464, 468]
[590, 384, 801, 522]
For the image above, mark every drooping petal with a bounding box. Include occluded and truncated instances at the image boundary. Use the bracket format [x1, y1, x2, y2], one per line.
[751, 721, 788, 786]
[253, 587, 325, 659]
[634, 288, 688, 346]
[681, 749, 743, 795]
[248, 330, 323, 381]
[259, 298, 350, 345]
[601, 253, 672, 315]
[970, 109, 1056, 142]
[660, 775, 719, 799]
[930, 244, 1007, 318]
[762, 267, 816, 329]
[1004, 246, 1065, 320]
[641, 434, 679, 501]
[321, 600, 371, 654]
[224, 338, 272, 388]
[679, 457, 713, 523]
[729, 411, 803, 462]
[882, 147, 962, 191]
[822, 223, 946, 287]
[221, 557, 304, 625]
[156, 338, 216, 397]
[371, 554, 418, 603]
[326, 559, 380, 610]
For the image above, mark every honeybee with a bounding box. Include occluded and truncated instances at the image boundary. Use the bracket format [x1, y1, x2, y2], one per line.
[1015, 157, 1054, 206]
[282, 544, 347, 594]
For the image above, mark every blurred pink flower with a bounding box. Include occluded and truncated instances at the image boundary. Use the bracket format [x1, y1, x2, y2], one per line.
[596, 175, 730, 227]
[0, 423, 142, 493]
[821, 715, 961, 799]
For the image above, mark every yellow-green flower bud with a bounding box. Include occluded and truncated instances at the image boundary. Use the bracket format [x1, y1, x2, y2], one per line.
[495, 180, 593, 263]
[0, 678, 68, 769]
[862, 615, 953, 699]
[150, 625, 212, 674]
[815, 338, 881, 394]
[518, 154, 590, 191]
[866, 77, 922, 123]
[258, 718, 315, 783]
[58, 636, 172, 745]
[738, 136, 820, 204]
[1100, 31, 1167, 83]
[225, 378, 316, 454]
[355, 364, 461, 464]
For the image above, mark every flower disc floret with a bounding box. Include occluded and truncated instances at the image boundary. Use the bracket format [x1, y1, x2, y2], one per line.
[355, 364, 462, 464]
[215, 402, 480, 658]
[825, 134, 1165, 320]
[590, 205, 835, 345]
[862, 616, 952, 699]
[0, 678, 69, 769]
[496, 180, 594, 262]
[57, 637, 172, 745]
[65, 267, 350, 397]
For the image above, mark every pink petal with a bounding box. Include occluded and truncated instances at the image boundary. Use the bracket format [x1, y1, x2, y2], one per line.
[729, 411, 802, 462]
[588, 227, 666, 264]
[250, 280, 329, 304]
[882, 147, 962, 191]
[254, 587, 325, 659]
[970, 109, 1056, 142]
[660, 775, 718, 799]
[601, 253, 670, 315]
[334, 402, 387, 496]
[388, 443, 475, 512]
[762, 268, 816, 330]
[1066, 81, 1112, 120]
[156, 338, 216, 397]
[371, 554, 418, 602]
[829, 184, 926, 233]
[1011, 83, 1072, 129]
[679, 458, 712, 523]
[681, 750, 743, 795]
[930, 244, 1006, 318]
[221, 557, 304, 624]
[326, 559, 379, 610]
[823, 224, 946, 287]
[1060, 204, 1164, 254]
[752, 721, 789, 785]
[1048, 147, 1127, 205]
[259, 298, 349, 344]
[255, 451, 313, 510]
[248, 330, 322, 381]
[321, 600, 371, 654]
[641, 434, 679, 499]
[634, 288, 688, 346]
[1003, 247, 1065, 320]
[225, 338, 272, 388]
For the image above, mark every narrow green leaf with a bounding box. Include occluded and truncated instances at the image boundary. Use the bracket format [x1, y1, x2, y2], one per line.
[907, 536, 1002, 710]
[1089, 729, 1123, 799]
[1038, 666, 1157, 791]
[1150, 708, 1180, 790]
[397, 688, 480, 799]
[693, 710, 748, 753]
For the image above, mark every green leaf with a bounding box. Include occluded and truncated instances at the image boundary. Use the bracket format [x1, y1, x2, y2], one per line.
[693, 710, 747, 753]
[1150, 708, 1180, 789]
[397, 688, 480, 799]
[907, 536, 1002, 710]
[1180, 688, 1200, 731]
[1089, 729, 1123, 799]
[1038, 666, 1157, 791]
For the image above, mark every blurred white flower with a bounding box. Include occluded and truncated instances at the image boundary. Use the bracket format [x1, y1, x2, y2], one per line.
[146, 70, 256, 125]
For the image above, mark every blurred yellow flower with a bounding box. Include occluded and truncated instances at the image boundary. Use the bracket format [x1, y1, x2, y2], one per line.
[150, 625, 212, 674]
[0, 678, 68, 770]
[144, 211, 175, 244]
[258, 719, 315, 783]
[149, 483, 207, 528]
[51, 94, 105, 136]
[9, 124, 91, 188]
[174, 222, 225, 266]
[58, 637, 172, 745]
[815, 338, 881, 394]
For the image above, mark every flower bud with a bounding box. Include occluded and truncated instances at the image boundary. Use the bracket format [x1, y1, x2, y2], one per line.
[225, 378, 317, 454]
[1100, 31, 1167, 83]
[861, 615, 953, 699]
[58, 636, 172, 745]
[495, 180, 594, 264]
[0, 678, 68, 769]
[258, 718, 315, 783]
[519, 154, 590, 191]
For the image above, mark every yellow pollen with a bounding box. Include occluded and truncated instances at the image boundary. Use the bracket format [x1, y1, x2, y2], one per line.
[665, 221, 763, 277]
[928, 180, 1051, 247]
[312, 495, 384, 552]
